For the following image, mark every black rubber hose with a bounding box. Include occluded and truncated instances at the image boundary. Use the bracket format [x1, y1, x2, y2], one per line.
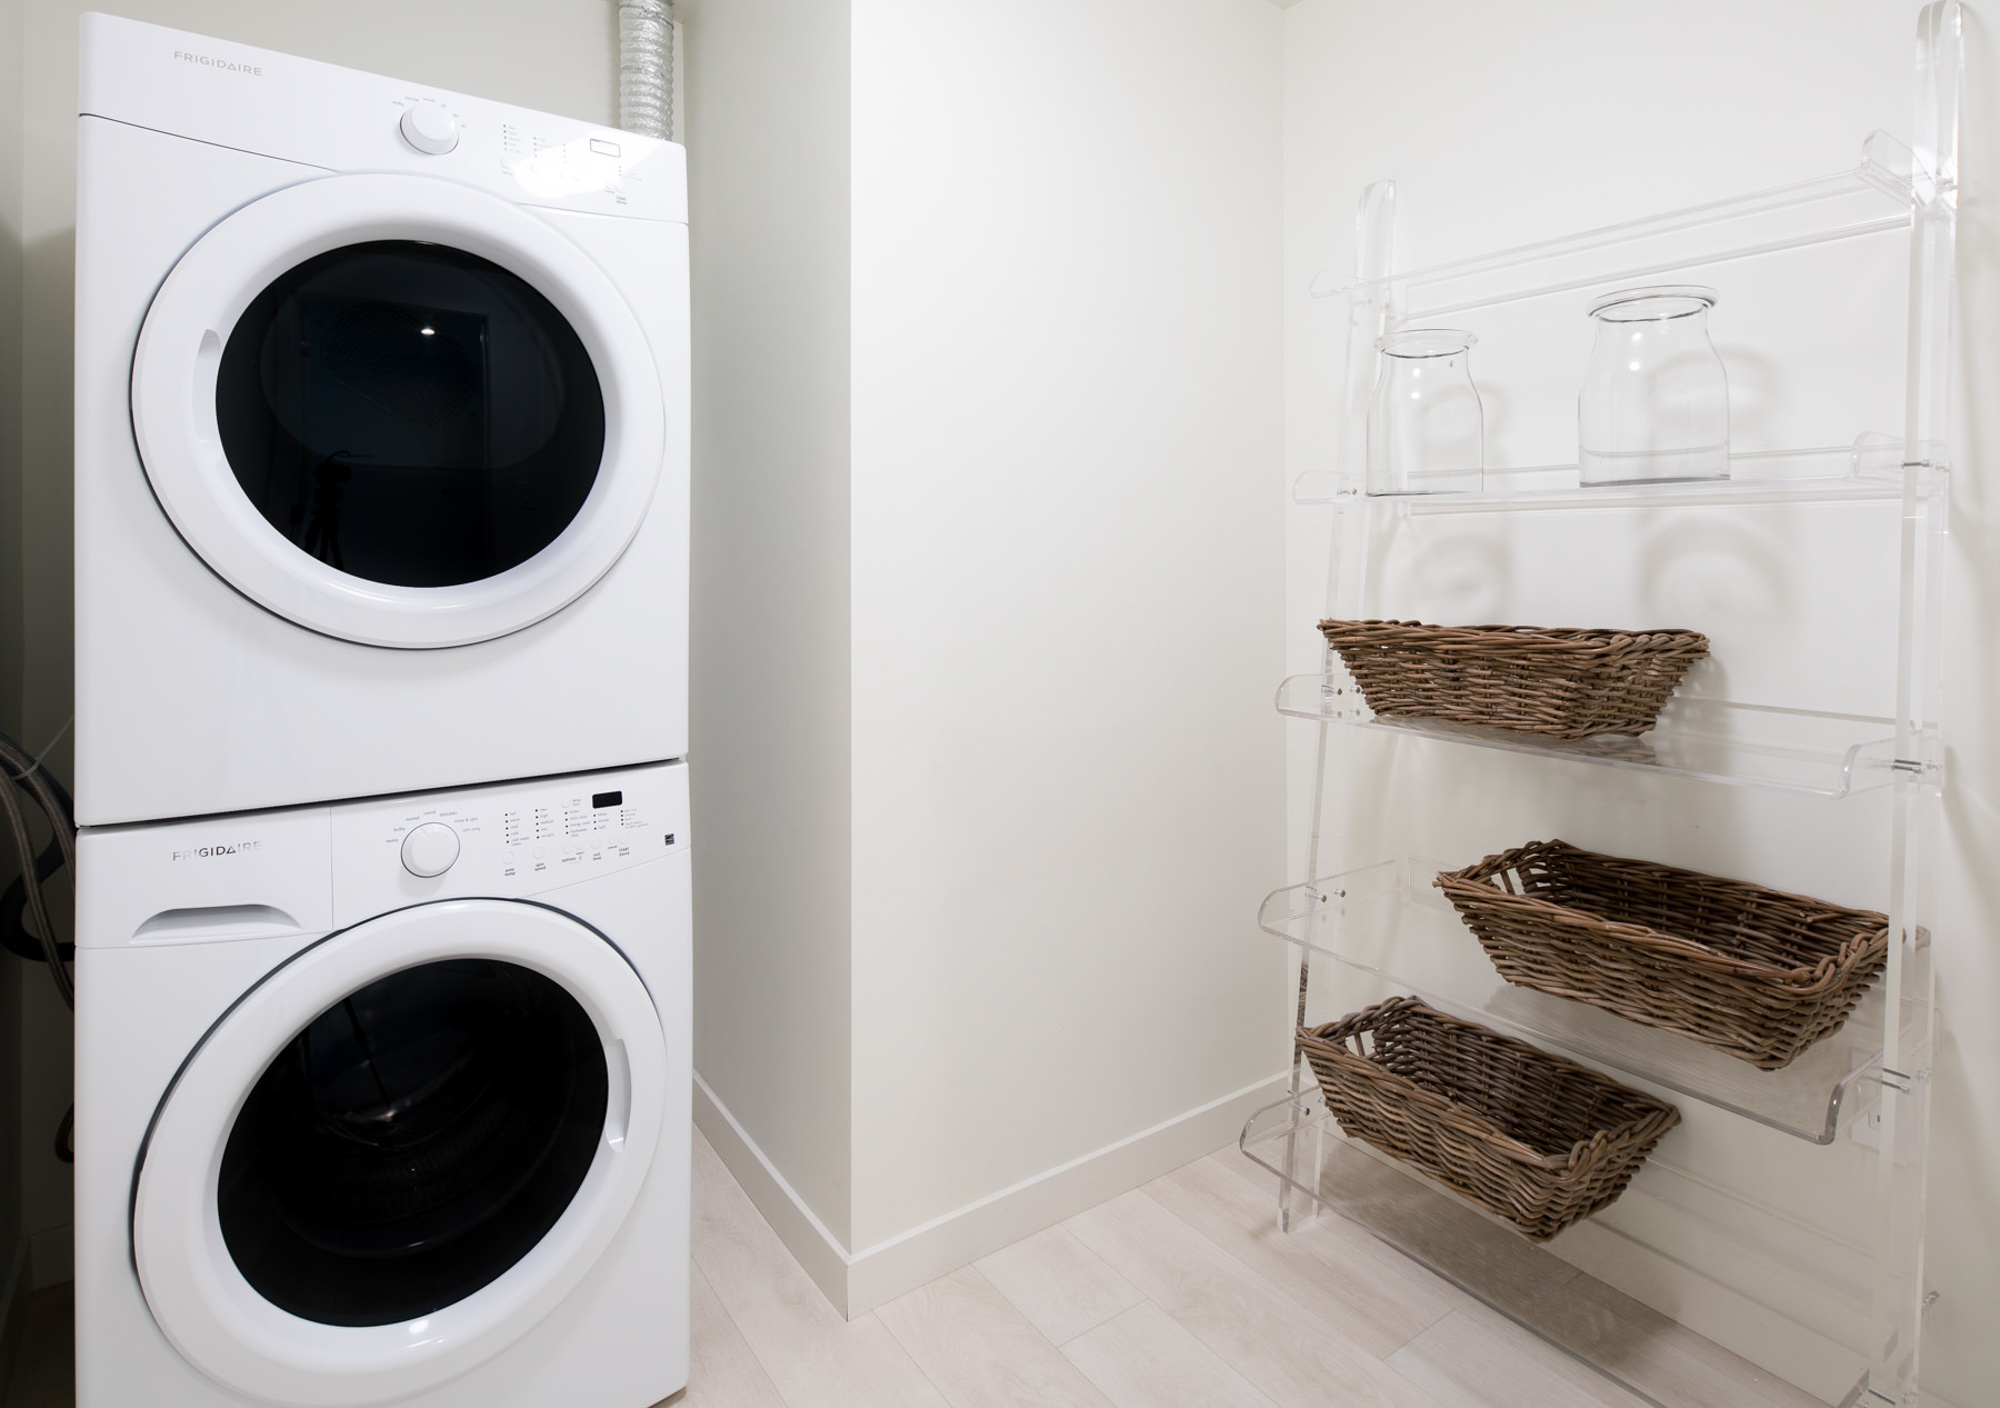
[0, 730, 78, 1162]
[1, 833, 72, 964]
[0, 735, 72, 1008]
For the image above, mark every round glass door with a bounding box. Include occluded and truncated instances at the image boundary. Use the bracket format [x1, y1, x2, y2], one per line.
[132, 900, 666, 1406]
[218, 958, 609, 1327]
[216, 242, 606, 590]
[130, 173, 665, 649]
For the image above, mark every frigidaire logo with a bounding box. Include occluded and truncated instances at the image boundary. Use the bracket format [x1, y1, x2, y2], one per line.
[173, 49, 263, 76]
[172, 840, 263, 861]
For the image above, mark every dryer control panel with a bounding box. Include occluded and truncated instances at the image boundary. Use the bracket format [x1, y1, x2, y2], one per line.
[329, 761, 689, 927]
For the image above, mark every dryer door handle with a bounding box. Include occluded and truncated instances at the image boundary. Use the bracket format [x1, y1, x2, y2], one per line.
[192, 329, 222, 445]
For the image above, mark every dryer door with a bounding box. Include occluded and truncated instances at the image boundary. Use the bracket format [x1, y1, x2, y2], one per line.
[130, 172, 664, 648]
[132, 899, 667, 1407]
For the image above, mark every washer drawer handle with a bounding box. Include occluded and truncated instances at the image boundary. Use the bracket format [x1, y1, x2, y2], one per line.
[132, 903, 299, 941]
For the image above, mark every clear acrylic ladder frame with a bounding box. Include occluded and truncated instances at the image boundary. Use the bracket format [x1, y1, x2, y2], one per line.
[1263, 6, 1957, 1406]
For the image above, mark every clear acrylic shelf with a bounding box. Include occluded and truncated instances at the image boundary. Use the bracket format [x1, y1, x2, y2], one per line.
[1275, 675, 1908, 799]
[1310, 130, 1921, 320]
[1239, 1098, 1856, 1407]
[1259, 859, 1899, 1145]
[1291, 435, 1945, 510]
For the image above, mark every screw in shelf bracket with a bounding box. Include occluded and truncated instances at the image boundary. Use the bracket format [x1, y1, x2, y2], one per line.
[1880, 1067, 1915, 1094]
[1892, 758, 1924, 774]
[1923, 1290, 1940, 1314]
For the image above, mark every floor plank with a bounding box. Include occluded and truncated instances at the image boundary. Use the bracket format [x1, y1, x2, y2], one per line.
[1066, 1189, 1446, 1408]
[975, 1224, 1146, 1347]
[1560, 1279, 1832, 1408]
[689, 1130, 950, 1408]
[677, 1261, 789, 1408]
[1146, 1153, 1454, 1359]
[1061, 1302, 1280, 1408]
[1386, 1306, 1651, 1408]
[877, 1265, 1116, 1408]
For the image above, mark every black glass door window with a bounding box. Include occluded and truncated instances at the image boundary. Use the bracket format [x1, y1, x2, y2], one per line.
[217, 958, 609, 1326]
[215, 241, 606, 588]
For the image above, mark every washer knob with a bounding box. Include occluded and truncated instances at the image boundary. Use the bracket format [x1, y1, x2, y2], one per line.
[401, 822, 461, 878]
[399, 102, 459, 155]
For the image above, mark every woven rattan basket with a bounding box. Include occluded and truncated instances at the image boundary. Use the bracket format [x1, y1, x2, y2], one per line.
[1297, 997, 1679, 1241]
[1316, 619, 1709, 739]
[1436, 840, 1890, 1070]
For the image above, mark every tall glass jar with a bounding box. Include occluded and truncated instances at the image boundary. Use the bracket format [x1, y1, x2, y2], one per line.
[1578, 285, 1729, 485]
[1367, 329, 1483, 495]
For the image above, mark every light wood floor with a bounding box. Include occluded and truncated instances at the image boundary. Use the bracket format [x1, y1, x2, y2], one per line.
[4, 1126, 1820, 1408]
[684, 1128, 1823, 1408]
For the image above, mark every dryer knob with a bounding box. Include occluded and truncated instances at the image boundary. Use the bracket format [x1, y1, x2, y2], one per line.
[399, 102, 460, 155]
[401, 822, 462, 878]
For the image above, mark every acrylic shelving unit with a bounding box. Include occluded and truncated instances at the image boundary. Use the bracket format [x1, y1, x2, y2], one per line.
[1244, 6, 1957, 1406]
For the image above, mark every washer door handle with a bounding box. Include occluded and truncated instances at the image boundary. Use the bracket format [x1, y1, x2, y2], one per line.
[603, 1038, 631, 1151]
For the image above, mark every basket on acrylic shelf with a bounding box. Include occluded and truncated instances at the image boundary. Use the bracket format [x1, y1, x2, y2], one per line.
[1294, 996, 1680, 1241]
[1315, 619, 1710, 740]
[1433, 840, 1891, 1071]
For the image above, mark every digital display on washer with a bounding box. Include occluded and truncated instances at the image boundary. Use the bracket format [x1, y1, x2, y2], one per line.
[214, 240, 607, 589]
[216, 958, 608, 1326]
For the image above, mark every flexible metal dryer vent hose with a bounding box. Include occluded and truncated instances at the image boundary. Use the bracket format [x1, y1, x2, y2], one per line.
[619, 0, 674, 141]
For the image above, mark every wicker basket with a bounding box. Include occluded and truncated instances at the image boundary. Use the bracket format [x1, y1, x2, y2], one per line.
[1297, 997, 1679, 1241]
[1317, 619, 1709, 739]
[1436, 840, 1890, 1070]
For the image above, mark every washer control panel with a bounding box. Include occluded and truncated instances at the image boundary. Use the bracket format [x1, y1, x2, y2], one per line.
[330, 762, 688, 924]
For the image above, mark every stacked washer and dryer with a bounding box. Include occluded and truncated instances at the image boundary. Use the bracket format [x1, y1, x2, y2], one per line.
[70, 15, 691, 1408]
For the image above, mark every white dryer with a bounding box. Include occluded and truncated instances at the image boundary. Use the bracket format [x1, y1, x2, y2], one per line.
[74, 14, 689, 826]
[75, 762, 691, 1408]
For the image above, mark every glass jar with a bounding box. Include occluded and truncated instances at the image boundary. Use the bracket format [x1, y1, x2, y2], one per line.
[1367, 329, 1483, 495]
[1578, 285, 1729, 485]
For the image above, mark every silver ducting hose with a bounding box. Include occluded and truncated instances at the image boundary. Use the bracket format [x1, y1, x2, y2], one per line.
[619, 0, 674, 140]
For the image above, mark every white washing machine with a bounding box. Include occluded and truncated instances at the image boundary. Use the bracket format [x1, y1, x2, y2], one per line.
[75, 762, 691, 1408]
[74, 14, 689, 826]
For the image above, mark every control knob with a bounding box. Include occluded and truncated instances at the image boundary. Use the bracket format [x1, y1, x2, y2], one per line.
[401, 822, 461, 878]
[399, 102, 459, 155]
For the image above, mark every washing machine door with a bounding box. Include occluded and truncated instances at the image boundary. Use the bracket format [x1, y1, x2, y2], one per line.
[129, 172, 664, 648]
[132, 899, 668, 1406]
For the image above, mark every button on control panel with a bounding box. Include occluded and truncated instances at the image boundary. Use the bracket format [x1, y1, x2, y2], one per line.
[398, 100, 460, 155]
[400, 822, 461, 878]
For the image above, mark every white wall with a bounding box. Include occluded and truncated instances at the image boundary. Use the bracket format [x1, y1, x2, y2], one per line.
[683, 0, 857, 1262]
[689, 0, 1290, 1312]
[1283, 2, 1995, 1404]
[848, 0, 1287, 1270]
[14, 0, 620, 1286]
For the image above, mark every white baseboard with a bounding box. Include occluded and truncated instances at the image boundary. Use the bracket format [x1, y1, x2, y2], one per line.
[693, 1069, 1291, 1317]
